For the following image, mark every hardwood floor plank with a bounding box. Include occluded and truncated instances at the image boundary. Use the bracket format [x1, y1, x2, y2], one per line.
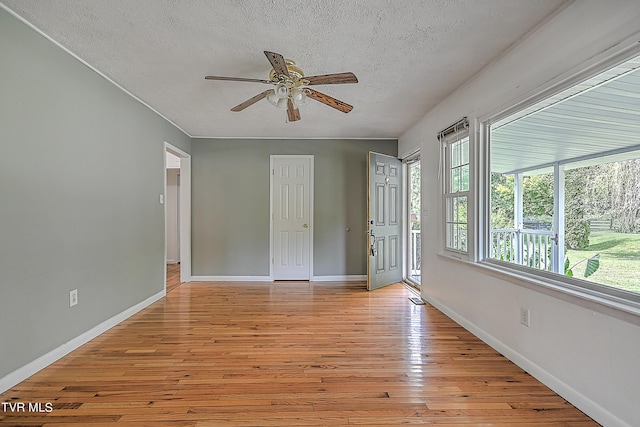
[166, 263, 182, 292]
[0, 282, 598, 426]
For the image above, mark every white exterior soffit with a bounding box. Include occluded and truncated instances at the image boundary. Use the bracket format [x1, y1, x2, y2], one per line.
[491, 54, 640, 176]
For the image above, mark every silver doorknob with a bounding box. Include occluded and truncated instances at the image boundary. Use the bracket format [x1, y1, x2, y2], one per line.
[303, 224, 308, 228]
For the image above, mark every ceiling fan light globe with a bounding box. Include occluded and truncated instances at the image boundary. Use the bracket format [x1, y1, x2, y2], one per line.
[291, 87, 305, 102]
[276, 97, 288, 109]
[266, 89, 279, 106]
[275, 83, 288, 99]
[291, 88, 306, 109]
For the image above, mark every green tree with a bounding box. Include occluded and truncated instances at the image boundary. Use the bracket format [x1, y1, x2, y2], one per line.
[582, 163, 613, 218]
[490, 172, 514, 229]
[410, 162, 421, 230]
[610, 159, 640, 233]
[565, 170, 590, 249]
[523, 173, 553, 222]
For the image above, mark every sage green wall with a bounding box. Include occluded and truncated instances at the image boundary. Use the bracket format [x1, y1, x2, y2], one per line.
[191, 139, 397, 277]
[0, 9, 190, 379]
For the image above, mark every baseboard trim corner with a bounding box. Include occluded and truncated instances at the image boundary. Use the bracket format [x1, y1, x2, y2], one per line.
[0, 290, 165, 394]
[423, 295, 631, 427]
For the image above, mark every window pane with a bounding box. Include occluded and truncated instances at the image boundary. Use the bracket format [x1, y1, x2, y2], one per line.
[461, 165, 469, 192]
[443, 124, 470, 256]
[451, 168, 460, 193]
[459, 224, 467, 251]
[452, 197, 458, 222]
[453, 223, 458, 249]
[446, 223, 455, 248]
[451, 142, 460, 167]
[458, 196, 467, 223]
[461, 139, 469, 164]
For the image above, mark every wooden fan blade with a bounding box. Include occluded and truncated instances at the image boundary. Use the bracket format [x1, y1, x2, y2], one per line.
[287, 98, 301, 122]
[306, 89, 353, 113]
[231, 90, 271, 112]
[305, 72, 358, 85]
[205, 76, 272, 84]
[264, 51, 290, 77]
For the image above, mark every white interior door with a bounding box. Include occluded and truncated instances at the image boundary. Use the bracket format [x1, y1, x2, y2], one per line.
[271, 155, 313, 280]
[367, 152, 402, 290]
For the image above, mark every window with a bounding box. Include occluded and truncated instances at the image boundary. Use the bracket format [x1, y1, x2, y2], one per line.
[485, 53, 640, 303]
[441, 118, 470, 255]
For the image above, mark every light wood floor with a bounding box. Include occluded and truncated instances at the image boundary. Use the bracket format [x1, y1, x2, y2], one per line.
[166, 263, 182, 293]
[0, 281, 598, 426]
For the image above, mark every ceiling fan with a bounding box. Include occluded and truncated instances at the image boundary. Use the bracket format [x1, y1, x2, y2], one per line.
[205, 51, 358, 122]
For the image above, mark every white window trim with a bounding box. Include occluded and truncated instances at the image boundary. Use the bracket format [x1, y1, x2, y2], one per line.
[476, 45, 640, 316]
[440, 119, 476, 261]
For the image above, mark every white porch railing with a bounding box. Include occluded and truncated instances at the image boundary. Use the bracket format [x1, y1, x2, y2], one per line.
[490, 228, 554, 271]
[410, 229, 421, 276]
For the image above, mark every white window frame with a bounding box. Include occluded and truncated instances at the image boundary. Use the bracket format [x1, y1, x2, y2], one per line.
[477, 48, 640, 315]
[440, 119, 475, 261]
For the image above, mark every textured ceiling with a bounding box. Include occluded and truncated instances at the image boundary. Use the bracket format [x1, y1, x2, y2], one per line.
[1, 0, 565, 139]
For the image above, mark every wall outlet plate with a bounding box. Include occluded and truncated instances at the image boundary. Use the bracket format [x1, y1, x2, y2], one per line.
[520, 308, 530, 327]
[70, 289, 78, 307]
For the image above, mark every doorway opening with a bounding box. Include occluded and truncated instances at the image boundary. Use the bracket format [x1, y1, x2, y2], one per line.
[164, 142, 191, 290]
[404, 155, 421, 288]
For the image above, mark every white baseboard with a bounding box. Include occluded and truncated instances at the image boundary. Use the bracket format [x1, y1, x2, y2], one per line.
[191, 275, 272, 282]
[0, 290, 166, 394]
[312, 275, 367, 282]
[191, 275, 366, 282]
[166, 260, 178, 265]
[423, 295, 631, 427]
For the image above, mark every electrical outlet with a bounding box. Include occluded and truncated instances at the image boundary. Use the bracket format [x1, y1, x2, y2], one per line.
[520, 308, 530, 327]
[70, 289, 78, 307]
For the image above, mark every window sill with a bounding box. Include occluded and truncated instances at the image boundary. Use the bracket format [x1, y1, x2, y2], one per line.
[436, 254, 640, 323]
[439, 249, 470, 262]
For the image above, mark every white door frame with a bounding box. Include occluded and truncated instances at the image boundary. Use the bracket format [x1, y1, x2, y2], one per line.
[164, 142, 191, 285]
[269, 155, 314, 281]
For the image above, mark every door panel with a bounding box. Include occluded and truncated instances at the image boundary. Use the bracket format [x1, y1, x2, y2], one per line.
[272, 156, 312, 280]
[367, 152, 402, 290]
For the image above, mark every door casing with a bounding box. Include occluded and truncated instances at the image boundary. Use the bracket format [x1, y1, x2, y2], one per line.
[164, 142, 191, 285]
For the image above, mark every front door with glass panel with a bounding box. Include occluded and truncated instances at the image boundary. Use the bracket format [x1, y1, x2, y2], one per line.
[367, 152, 402, 290]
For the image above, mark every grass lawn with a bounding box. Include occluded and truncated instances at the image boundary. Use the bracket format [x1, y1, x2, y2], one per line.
[566, 230, 640, 294]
